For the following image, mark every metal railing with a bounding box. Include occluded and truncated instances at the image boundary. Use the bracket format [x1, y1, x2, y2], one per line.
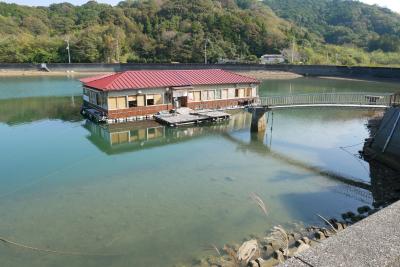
[258, 92, 396, 108]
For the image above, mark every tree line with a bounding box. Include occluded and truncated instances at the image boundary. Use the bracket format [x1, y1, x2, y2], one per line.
[0, 0, 399, 66]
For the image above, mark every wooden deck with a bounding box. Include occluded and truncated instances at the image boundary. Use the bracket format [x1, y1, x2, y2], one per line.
[154, 109, 230, 126]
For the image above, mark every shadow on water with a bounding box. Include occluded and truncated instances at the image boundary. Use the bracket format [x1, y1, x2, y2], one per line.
[269, 170, 312, 182]
[222, 131, 372, 191]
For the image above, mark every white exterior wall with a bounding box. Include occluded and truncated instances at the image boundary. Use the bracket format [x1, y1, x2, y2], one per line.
[188, 83, 258, 102]
[84, 82, 259, 110]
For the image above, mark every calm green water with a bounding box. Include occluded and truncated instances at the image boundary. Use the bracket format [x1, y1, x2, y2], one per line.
[0, 76, 398, 267]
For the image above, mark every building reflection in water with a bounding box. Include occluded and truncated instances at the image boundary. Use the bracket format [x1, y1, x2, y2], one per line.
[83, 111, 252, 155]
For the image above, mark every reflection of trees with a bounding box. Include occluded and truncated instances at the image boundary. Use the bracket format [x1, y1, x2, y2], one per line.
[0, 96, 82, 125]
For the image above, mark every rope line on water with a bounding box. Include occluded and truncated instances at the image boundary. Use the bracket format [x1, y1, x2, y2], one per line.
[0, 236, 123, 257]
[0, 153, 99, 199]
[339, 142, 365, 149]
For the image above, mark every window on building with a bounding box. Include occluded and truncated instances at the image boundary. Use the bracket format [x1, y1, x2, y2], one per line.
[234, 89, 245, 98]
[201, 90, 207, 100]
[145, 94, 162, 106]
[252, 87, 257, 97]
[117, 96, 127, 109]
[128, 96, 137, 108]
[96, 92, 102, 106]
[108, 97, 117, 109]
[207, 90, 215, 100]
[188, 92, 194, 101]
[221, 89, 228, 99]
[154, 94, 162, 104]
[102, 94, 107, 108]
[228, 89, 235, 99]
[146, 94, 155, 106]
[193, 91, 201, 101]
[137, 95, 145, 106]
[215, 89, 221, 99]
[239, 89, 245, 98]
[246, 88, 252, 97]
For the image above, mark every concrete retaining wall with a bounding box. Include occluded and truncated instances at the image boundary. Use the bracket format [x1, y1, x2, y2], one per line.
[372, 107, 400, 158]
[1, 63, 400, 80]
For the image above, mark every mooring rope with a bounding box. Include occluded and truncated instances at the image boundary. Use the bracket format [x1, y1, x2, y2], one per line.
[0, 153, 99, 199]
[0, 236, 123, 257]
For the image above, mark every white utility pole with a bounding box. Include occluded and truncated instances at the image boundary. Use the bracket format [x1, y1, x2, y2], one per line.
[204, 38, 208, 64]
[291, 37, 295, 64]
[66, 39, 71, 64]
[116, 39, 120, 63]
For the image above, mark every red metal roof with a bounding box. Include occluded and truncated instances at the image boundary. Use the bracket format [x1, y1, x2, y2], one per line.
[79, 73, 115, 83]
[81, 69, 260, 91]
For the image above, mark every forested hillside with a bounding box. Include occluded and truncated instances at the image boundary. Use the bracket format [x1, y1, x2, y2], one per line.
[0, 0, 399, 66]
[0, 0, 300, 63]
[264, 0, 400, 52]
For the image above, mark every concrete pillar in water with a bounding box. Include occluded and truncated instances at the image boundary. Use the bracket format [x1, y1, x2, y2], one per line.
[250, 107, 269, 133]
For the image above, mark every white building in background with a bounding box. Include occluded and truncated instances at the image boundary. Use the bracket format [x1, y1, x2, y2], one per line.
[260, 54, 285, 64]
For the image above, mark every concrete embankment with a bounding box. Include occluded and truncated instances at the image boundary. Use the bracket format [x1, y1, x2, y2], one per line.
[1, 63, 400, 81]
[363, 107, 400, 171]
[370, 107, 400, 159]
[283, 200, 400, 267]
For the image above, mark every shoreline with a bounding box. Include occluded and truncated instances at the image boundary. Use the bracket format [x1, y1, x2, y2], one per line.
[0, 70, 113, 77]
[0, 69, 302, 79]
[234, 70, 302, 80]
[1, 70, 399, 84]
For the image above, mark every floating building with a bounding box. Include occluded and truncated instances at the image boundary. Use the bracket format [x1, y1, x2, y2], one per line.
[80, 69, 260, 123]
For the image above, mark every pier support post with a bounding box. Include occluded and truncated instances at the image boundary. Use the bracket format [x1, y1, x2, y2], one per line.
[248, 106, 270, 133]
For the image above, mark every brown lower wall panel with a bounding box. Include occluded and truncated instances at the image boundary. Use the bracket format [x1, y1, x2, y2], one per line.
[186, 98, 255, 110]
[107, 105, 170, 119]
[86, 98, 257, 119]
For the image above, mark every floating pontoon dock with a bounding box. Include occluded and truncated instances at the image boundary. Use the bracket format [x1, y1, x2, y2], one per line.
[154, 108, 230, 127]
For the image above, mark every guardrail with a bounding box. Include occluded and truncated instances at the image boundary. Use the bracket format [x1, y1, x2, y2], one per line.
[258, 92, 396, 108]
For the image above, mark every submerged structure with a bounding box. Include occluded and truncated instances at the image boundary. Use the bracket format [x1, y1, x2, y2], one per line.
[80, 69, 260, 123]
